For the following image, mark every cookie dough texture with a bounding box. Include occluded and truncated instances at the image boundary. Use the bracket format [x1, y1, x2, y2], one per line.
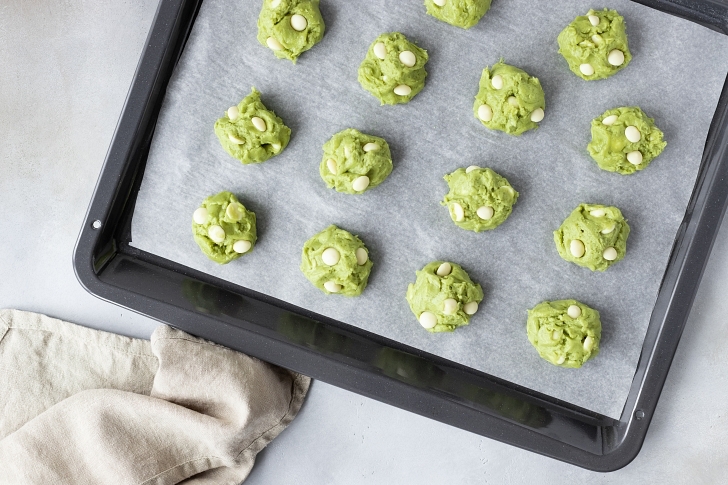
[554, 203, 630, 272]
[588, 106, 667, 175]
[320, 129, 393, 194]
[442, 167, 518, 232]
[473, 61, 546, 136]
[300, 225, 373, 296]
[424, 0, 492, 29]
[558, 9, 632, 81]
[358, 32, 428, 105]
[214, 88, 291, 165]
[192, 191, 257, 264]
[257, 0, 325, 62]
[527, 300, 601, 368]
[406, 261, 483, 333]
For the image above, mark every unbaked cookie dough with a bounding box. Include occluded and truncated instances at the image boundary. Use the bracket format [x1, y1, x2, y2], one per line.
[442, 166, 519, 232]
[214, 88, 291, 165]
[527, 300, 601, 368]
[588, 106, 667, 175]
[320, 129, 393, 194]
[554, 203, 630, 272]
[300, 225, 373, 296]
[257, 0, 325, 62]
[192, 191, 257, 264]
[473, 61, 546, 136]
[406, 261, 483, 333]
[424, 0, 492, 29]
[558, 8, 632, 81]
[358, 32, 428, 105]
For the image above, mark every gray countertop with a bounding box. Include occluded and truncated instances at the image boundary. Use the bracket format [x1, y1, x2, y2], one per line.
[1, 1, 726, 482]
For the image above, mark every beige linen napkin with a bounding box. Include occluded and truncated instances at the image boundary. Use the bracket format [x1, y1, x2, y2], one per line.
[0, 309, 310, 484]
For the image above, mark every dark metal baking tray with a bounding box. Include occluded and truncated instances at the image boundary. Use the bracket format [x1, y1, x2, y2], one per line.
[73, 0, 728, 471]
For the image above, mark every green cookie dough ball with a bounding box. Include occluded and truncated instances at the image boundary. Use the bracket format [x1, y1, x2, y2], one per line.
[319, 129, 393, 194]
[441, 166, 519, 232]
[300, 225, 373, 296]
[554, 203, 630, 272]
[406, 261, 484, 333]
[214, 88, 291, 165]
[557, 8, 632, 81]
[424, 0, 492, 29]
[588, 106, 667, 175]
[527, 300, 601, 368]
[358, 32, 428, 105]
[473, 61, 546, 136]
[192, 191, 257, 264]
[257, 0, 325, 62]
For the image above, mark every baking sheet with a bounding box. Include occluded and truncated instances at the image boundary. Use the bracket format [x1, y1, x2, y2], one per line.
[130, 0, 728, 418]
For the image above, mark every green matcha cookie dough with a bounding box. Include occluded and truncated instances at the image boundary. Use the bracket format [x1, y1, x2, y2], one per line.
[527, 300, 601, 368]
[214, 88, 291, 165]
[554, 203, 630, 272]
[558, 8, 632, 81]
[588, 106, 667, 175]
[406, 261, 484, 333]
[424, 0, 492, 29]
[320, 129, 393, 194]
[192, 191, 257, 264]
[358, 32, 428, 105]
[300, 225, 373, 296]
[442, 166, 518, 232]
[473, 61, 546, 136]
[257, 0, 325, 62]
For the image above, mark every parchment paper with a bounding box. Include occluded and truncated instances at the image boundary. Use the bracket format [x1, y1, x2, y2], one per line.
[130, 0, 728, 418]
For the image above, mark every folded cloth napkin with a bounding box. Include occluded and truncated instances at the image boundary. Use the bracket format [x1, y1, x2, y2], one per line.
[0, 309, 310, 484]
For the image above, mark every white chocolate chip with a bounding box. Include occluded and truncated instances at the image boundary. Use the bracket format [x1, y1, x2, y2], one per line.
[270, 0, 281, 7]
[491, 75, 504, 90]
[507, 96, 518, 107]
[324, 281, 342, 293]
[266, 37, 283, 51]
[443, 298, 458, 315]
[394, 84, 412, 96]
[433, 0, 447, 6]
[567, 305, 582, 318]
[322, 247, 341, 266]
[326, 158, 337, 174]
[602, 115, 619, 126]
[344, 146, 352, 157]
[208, 225, 225, 244]
[608, 49, 625, 67]
[363, 142, 380, 152]
[552, 330, 563, 341]
[451, 203, 464, 222]
[373, 42, 387, 60]
[570, 239, 586, 258]
[588, 14, 600, 26]
[271, 143, 281, 152]
[251, 117, 267, 132]
[193, 207, 209, 225]
[603, 247, 618, 261]
[419, 312, 437, 329]
[227, 106, 239, 120]
[580, 63, 595, 76]
[477, 104, 493, 122]
[233, 240, 252, 254]
[466, 165, 480, 173]
[583, 336, 595, 352]
[601, 225, 615, 234]
[399, 50, 416, 67]
[290, 14, 307, 32]
[463, 301, 479, 315]
[627, 150, 643, 165]
[556, 355, 566, 365]
[590, 209, 606, 217]
[625, 126, 641, 143]
[226, 203, 244, 221]
[591, 34, 603, 44]
[352, 175, 370, 192]
[355, 247, 368, 265]
[531, 108, 545, 123]
[228, 133, 245, 145]
[436, 262, 452, 277]
[477, 206, 494, 220]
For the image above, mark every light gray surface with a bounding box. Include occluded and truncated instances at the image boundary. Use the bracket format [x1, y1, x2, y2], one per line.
[130, 0, 728, 419]
[1, 0, 727, 482]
